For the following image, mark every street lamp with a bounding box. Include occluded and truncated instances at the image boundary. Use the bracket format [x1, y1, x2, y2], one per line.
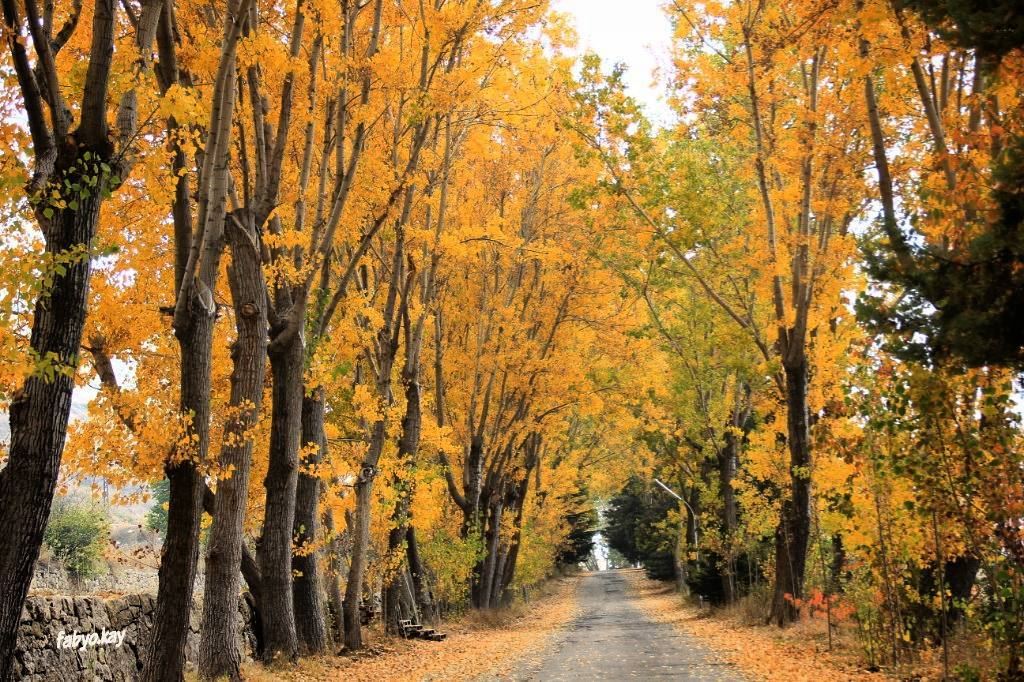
[653, 478, 699, 553]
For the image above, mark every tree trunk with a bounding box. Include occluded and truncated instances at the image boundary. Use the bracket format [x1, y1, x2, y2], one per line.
[200, 484, 263, 604]
[830, 534, 846, 593]
[0, 162, 106, 681]
[143, 305, 213, 681]
[384, 359, 425, 629]
[400, 567, 418, 620]
[718, 429, 739, 604]
[384, 522, 411, 632]
[383, 565, 417, 628]
[199, 216, 268, 680]
[342, 438, 381, 650]
[464, 435, 485, 532]
[292, 389, 329, 653]
[384, 476, 412, 632]
[342, 258, 400, 648]
[323, 508, 346, 643]
[258, 336, 303, 661]
[406, 527, 437, 624]
[0, 0, 126, 672]
[146, 0, 249, 670]
[496, 470, 531, 607]
[770, 361, 812, 626]
[944, 555, 980, 623]
[478, 496, 504, 609]
[495, 512, 524, 602]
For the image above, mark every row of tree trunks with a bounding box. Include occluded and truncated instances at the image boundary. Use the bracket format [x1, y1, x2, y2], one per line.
[471, 436, 539, 609]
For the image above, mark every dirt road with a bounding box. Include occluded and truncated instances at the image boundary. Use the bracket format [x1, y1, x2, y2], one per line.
[496, 570, 745, 681]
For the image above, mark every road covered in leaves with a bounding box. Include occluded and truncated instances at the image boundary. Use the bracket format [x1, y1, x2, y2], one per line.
[497, 570, 744, 681]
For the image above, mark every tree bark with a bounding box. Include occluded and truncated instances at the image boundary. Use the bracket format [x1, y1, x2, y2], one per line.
[406, 527, 437, 623]
[198, 484, 263, 606]
[384, 348, 426, 629]
[496, 476, 530, 607]
[717, 399, 747, 605]
[718, 439, 737, 604]
[0, 171, 106, 681]
[323, 507, 346, 642]
[770, 361, 812, 625]
[0, 0, 123, 674]
[384, 520, 412, 632]
[477, 495, 504, 608]
[145, 0, 250, 673]
[464, 435, 485, 533]
[257, 334, 303, 661]
[199, 216, 268, 680]
[342, 438, 381, 650]
[143, 307, 212, 681]
[293, 390, 329, 653]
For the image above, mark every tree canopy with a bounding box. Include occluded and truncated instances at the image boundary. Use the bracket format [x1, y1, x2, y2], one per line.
[1, 0, 1023, 679]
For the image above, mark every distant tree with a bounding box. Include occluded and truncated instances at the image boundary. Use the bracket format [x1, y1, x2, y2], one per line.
[145, 479, 170, 535]
[558, 483, 599, 567]
[606, 547, 632, 570]
[901, 0, 1024, 59]
[603, 477, 677, 580]
[44, 499, 109, 583]
[604, 480, 645, 565]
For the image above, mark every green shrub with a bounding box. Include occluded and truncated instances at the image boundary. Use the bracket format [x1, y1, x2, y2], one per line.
[145, 478, 170, 534]
[44, 498, 110, 582]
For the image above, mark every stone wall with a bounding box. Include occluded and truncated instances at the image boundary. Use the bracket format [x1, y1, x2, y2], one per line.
[13, 594, 254, 681]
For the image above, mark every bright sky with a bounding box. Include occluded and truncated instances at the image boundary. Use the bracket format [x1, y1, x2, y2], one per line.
[551, 0, 675, 123]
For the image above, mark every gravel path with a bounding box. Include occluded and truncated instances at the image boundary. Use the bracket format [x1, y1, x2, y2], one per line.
[495, 570, 745, 681]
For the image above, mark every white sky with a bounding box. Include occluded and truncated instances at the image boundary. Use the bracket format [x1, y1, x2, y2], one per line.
[551, 0, 675, 124]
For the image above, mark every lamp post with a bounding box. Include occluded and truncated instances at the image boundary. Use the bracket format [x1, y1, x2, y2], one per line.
[653, 477, 699, 554]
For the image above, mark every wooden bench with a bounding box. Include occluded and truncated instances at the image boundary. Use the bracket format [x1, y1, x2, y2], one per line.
[398, 619, 447, 641]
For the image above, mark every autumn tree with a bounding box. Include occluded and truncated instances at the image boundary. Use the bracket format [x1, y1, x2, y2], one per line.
[0, 0, 162, 674]
[858, 0, 1024, 368]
